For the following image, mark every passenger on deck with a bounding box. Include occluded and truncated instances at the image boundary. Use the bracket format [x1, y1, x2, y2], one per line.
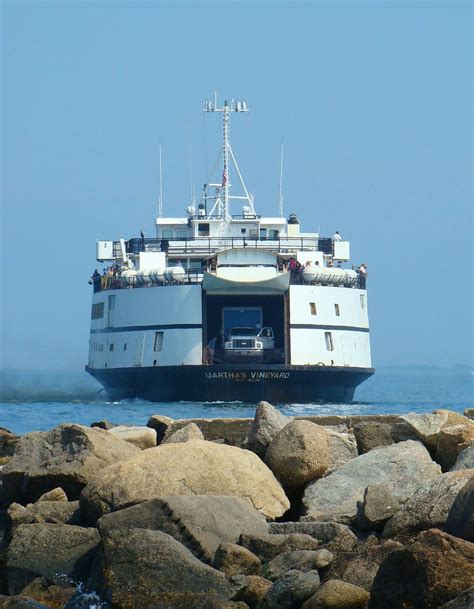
[207, 336, 217, 364]
[160, 238, 169, 253]
[332, 231, 342, 242]
[358, 263, 368, 289]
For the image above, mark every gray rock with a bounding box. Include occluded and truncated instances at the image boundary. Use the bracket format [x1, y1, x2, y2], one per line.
[450, 444, 474, 470]
[465, 408, 474, 420]
[438, 586, 474, 608]
[7, 523, 100, 595]
[8, 501, 81, 526]
[97, 495, 267, 564]
[262, 570, 320, 609]
[100, 528, 230, 604]
[239, 533, 319, 561]
[445, 477, 474, 542]
[146, 414, 174, 443]
[214, 543, 262, 577]
[2, 424, 140, 503]
[400, 412, 448, 448]
[163, 422, 204, 444]
[325, 430, 358, 474]
[436, 425, 474, 470]
[264, 421, 329, 490]
[303, 441, 441, 525]
[230, 574, 272, 607]
[357, 485, 401, 531]
[302, 579, 370, 609]
[323, 540, 403, 592]
[382, 470, 474, 541]
[90, 420, 116, 430]
[0, 596, 51, 608]
[265, 550, 333, 580]
[268, 521, 358, 552]
[352, 422, 395, 453]
[107, 425, 157, 450]
[80, 440, 289, 523]
[247, 402, 290, 457]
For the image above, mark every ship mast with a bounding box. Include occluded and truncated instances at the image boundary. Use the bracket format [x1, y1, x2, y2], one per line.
[203, 97, 253, 220]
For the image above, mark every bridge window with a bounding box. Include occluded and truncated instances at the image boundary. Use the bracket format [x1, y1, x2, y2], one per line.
[310, 302, 317, 316]
[334, 304, 340, 316]
[360, 294, 365, 309]
[325, 332, 334, 351]
[162, 229, 173, 239]
[109, 344, 114, 352]
[198, 223, 210, 236]
[91, 302, 104, 319]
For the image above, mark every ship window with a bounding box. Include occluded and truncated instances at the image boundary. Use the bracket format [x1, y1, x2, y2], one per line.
[108, 295, 116, 310]
[310, 302, 317, 316]
[154, 331, 163, 352]
[241, 228, 247, 234]
[325, 332, 334, 351]
[123, 343, 127, 351]
[109, 344, 114, 352]
[198, 223, 210, 236]
[91, 302, 104, 319]
[162, 229, 173, 239]
[334, 304, 340, 316]
[360, 294, 365, 309]
[176, 230, 188, 240]
[260, 228, 267, 240]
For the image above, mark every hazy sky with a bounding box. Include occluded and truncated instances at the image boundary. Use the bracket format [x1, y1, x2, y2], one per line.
[1, 0, 472, 372]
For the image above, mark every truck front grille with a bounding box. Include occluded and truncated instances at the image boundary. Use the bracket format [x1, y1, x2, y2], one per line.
[233, 339, 256, 349]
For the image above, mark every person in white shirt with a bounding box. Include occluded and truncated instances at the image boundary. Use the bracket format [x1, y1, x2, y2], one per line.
[332, 231, 342, 242]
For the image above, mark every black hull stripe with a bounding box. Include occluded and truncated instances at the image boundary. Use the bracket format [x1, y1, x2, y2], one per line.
[290, 324, 369, 333]
[91, 323, 368, 335]
[90, 323, 202, 334]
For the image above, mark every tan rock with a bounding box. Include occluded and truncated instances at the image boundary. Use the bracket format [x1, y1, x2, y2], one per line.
[436, 425, 474, 470]
[214, 543, 262, 577]
[231, 574, 273, 607]
[163, 422, 204, 444]
[434, 409, 474, 429]
[146, 414, 174, 444]
[303, 579, 370, 609]
[36, 487, 67, 503]
[247, 402, 290, 456]
[107, 425, 157, 450]
[400, 412, 448, 448]
[265, 420, 329, 489]
[80, 440, 289, 523]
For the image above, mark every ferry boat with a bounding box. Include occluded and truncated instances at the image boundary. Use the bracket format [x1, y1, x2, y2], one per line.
[86, 99, 374, 402]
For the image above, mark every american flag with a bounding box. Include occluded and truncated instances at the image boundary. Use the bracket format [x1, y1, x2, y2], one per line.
[222, 166, 228, 187]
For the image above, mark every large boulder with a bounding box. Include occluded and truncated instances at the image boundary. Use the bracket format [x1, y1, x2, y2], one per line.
[214, 543, 262, 577]
[352, 421, 395, 453]
[302, 579, 370, 609]
[264, 421, 329, 490]
[230, 574, 272, 607]
[2, 424, 140, 503]
[382, 470, 474, 541]
[80, 440, 289, 523]
[6, 523, 100, 595]
[247, 402, 290, 456]
[146, 414, 174, 443]
[303, 441, 441, 525]
[444, 477, 474, 541]
[369, 529, 474, 609]
[97, 495, 268, 563]
[450, 444, 474, 470]
[400, 412, 448, 448]
[37, 488, 67, 502]
[107, 425, 157, 450]
[100, 528, 230, 606]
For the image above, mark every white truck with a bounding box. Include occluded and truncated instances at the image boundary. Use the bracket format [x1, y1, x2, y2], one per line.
[224, 326, 275, 357]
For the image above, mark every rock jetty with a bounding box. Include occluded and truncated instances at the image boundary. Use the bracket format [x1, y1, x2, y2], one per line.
[0, 404, 473, 608]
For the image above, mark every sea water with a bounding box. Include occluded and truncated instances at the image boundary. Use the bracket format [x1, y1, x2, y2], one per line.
[0, 367, 472, 436]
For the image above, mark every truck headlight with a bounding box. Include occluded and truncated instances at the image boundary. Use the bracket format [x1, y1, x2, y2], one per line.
[256, 342, 263, 349]
[225, 342, 231, 349]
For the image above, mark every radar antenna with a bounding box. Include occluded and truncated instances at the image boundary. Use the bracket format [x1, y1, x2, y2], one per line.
[202, 98, 253, 221]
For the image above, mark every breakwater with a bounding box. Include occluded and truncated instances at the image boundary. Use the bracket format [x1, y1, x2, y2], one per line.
[0, 403, 473, 608]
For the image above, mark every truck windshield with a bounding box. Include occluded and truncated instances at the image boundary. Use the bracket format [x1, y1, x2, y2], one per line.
[229, 327, 257, 336]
